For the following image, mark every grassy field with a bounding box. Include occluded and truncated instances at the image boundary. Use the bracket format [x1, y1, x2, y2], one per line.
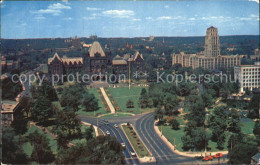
[77, 88, 108, 117]
[158, 126, 229, 152]
[108, 87, 154, 114]
[122, 125, 151, 158]
[241, 119, 255, 135]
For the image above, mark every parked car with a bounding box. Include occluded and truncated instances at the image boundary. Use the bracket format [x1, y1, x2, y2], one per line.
[114, 124, 119, 128]
[202, 156, 213, 161]
[106, 131, 110, 135]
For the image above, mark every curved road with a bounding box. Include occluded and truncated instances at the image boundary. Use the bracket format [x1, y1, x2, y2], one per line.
[81, 112, 195, 164]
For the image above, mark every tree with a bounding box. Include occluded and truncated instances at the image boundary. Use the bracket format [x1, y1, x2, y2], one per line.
[154, 107, 164, 123]
[228, 135, 258, 164]
[227, 109, 241, 134]
[171, 118, 180, 130]
[248, 92, 260, 119]
[11, 108, 28, 134]
[163, 93, 179, 115]
[19, 96, 33, 118]
[208, 106, 228, 149]
[84, 125, 94, 141]
[31, 96, 53, 125]
[60, 85, 83, 112]
[126, 99, 134, 108]
[2, 77, 23, 100]
[27, 130, 55, 164]
[53, 110, 82, 142]
[182, 127, 210, 151]
[82, 92, 99, 112]
[253, 120, 260, 145]
[139, 88, 152, 108]
[55, 136, 125, 164]
[37, 82, 58, 101]
[186, 97, 206, 127]
[2, 127, 28, 164]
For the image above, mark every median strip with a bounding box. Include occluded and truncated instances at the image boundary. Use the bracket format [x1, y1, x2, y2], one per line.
[121, 123, 151, 158]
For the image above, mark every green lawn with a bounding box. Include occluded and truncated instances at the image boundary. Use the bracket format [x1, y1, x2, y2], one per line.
[241, 119, 255, 135]
[108, 87, 154, 114]
[77, 88, 108, 117]
[159, 125, 229, 152]
[122, 125, 151, 158]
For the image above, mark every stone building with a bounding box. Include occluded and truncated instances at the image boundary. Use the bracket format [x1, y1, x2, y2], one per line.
[48, 41, 145, 81]
[172, 26, 244, 71]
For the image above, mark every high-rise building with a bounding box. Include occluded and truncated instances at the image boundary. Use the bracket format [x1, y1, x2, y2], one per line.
[172, 26, 244, 71]
[205, 26, 220, 57]
[234, 62, 260, 92]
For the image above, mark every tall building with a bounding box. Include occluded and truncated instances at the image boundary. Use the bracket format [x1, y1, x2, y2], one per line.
[172, 26, 244, 71]
[205, 26, 220, 57]
[234, 62, 260, 92]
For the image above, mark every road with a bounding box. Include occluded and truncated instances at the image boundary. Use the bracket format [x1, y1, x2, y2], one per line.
[80, 113, 196, 165]
[80, 117, 139, 164]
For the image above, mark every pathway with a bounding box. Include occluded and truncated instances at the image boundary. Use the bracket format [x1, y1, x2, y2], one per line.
[100, 87, 115, 114]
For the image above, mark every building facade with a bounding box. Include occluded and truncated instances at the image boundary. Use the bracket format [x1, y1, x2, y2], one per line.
[48, 41, 145, 80]
[172, 26, 244, 71]
[234, 62, 260, 92]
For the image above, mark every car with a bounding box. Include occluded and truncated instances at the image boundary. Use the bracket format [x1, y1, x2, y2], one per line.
[105, 121, 109, 125]
[106, 131, 110, 135]
[213, 153, 223, 158]
[130, 151, 136, 156]
[202, 156, 213, 161]
[121, 143, 126, 148]
[114, 124, 119, 128]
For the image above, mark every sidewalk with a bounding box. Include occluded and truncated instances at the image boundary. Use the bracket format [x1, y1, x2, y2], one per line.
[153, 120, 228, 158]
[100, 87, 115, 114]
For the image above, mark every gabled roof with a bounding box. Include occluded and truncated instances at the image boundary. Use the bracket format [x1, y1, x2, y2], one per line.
[112, 59, 127, 65]
[252, 153, 260, 161]
[133, 51, 144, 61]
[48, 52, 62, 64]
[88, 41, 106, 57]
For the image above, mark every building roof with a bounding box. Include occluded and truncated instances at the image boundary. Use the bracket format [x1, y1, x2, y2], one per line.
[48, 52, 62, 64]
[88, 41, 106, 57]
[133, 51, 144, 61]
[1, 100, 19, 113]
[63, 57, 83, 65]
[252, 153, 260, 161]
[48, 52, 82, 65]
[112, 59, 127, 65]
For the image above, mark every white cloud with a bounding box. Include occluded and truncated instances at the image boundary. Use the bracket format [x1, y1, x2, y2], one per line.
[34, 16, 46, 20]
[132, 18, 141, 21]
[189, 18, 196, 21]
[164, 5, 169, 9]
[239, 17, 252, 20]
[48, 3, 71, 10]
[63, 17, 73, 21]
[248, 0, 259, 3]
[102, 10, 134, 18]
[86, 7, 101, 11]
[157, 16, 172, 20]
[146, 17, 153, 20]
[32, 3, 71, 16]
[250, 14, 259, 18]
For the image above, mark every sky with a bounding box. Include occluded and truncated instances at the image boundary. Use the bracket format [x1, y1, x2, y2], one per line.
[1, 0, 259, 39]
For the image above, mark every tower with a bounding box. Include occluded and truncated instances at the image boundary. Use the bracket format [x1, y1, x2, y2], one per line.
[205, 26, 220, 57]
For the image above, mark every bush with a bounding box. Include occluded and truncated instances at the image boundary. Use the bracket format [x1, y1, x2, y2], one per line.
[171, 118, 180, 130]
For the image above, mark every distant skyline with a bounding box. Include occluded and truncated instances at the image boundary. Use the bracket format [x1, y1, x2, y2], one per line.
[1, 0, 259, 39]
